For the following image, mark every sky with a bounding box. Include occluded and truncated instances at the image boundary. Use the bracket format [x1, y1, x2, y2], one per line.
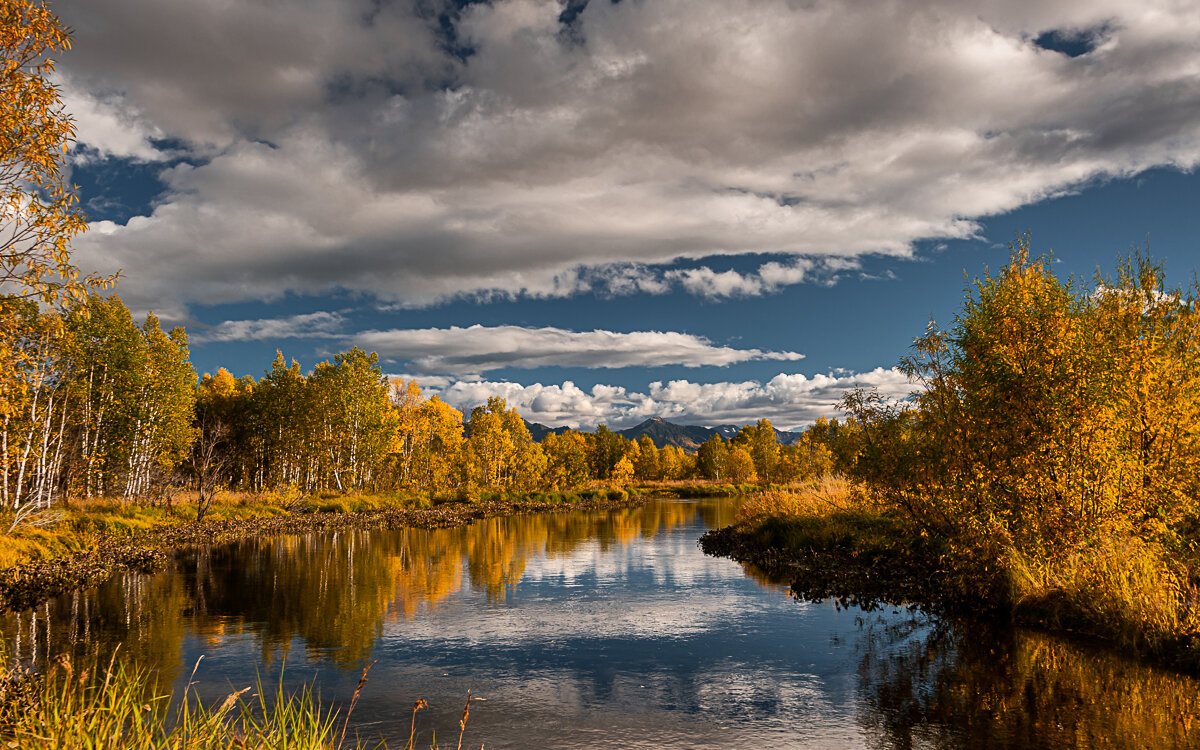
[53, 0, 1200, 431]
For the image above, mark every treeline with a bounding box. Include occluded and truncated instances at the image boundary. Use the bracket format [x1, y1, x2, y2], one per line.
[196, 365, 852, 499]
[0, 293, 848, 516]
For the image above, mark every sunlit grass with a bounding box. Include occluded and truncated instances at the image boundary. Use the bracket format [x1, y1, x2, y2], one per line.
[0, 654, 476, 749]
[735, 475, 871, 523]
[0, 491, 431, 572]
[1007, 533, 1200, 653]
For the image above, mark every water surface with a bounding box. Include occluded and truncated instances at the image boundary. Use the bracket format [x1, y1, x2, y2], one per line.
[3, 498, 1197, 748]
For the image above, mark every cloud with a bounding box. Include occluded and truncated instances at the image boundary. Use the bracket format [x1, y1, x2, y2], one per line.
[423, 368, 918, 431]
[57, 0, 1200, 315]
[353, 325, 803, 376]
[661, 258, 853, 299]
[193, 311, 347, 343]
[59, 77, 168, 164]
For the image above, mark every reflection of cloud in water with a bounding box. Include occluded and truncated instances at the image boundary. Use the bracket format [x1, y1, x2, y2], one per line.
[382, 517, 788, 645]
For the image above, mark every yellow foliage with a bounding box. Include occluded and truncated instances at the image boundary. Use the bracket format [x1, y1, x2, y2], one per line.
[0, 0, 115, 303]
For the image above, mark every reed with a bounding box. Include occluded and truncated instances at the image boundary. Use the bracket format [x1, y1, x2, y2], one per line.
[0, 653, 479, 749]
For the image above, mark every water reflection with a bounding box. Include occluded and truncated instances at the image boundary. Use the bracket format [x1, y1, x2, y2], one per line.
[0, 501, 702, 674]
[1, 498, 1197, 749]
[855, 616, 1200, 749]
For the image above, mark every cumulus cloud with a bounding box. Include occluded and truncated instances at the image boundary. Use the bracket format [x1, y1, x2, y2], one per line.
[57, 0, 1200, 315]
[423, 368, 918, 430]
[352, 325, 803, 377]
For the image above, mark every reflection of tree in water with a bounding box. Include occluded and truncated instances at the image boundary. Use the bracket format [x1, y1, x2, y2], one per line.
[1, 500, 704, 675]
[854, 614, 1200, 750]
[0, 569, 193, 687]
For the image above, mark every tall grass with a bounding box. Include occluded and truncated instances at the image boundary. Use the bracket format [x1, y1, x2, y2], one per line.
[1006, 533, 1200, 652]
[0, 653, 477, 749]
[735, 475, 869, 523]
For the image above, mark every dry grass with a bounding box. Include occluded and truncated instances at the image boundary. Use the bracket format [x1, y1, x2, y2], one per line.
[1007, 533, 1200, 652]
[735, 475, 871, 524]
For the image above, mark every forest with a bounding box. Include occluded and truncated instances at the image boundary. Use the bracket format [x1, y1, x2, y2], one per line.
[0, 292, 849, 523]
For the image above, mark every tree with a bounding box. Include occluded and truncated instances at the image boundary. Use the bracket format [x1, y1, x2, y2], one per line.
[1, 0, 112, 303]
[0, 297, 67, 510]
[122, 314, 195, 499]
[610, 454, 635, 486]
[851, 238, 1200, 557]
[724, 447, 757, 484]
[467, 398, 516, 489]
[696, 434, 729, 480]
[411, 396, 465, 494]
[587, 425, 627, 480]
[733, 418, 779, 483]
[542, 430, 591, 490]
[308, 347, 395, 491]
[632, 434, 660, 480]
[190, 416, 228, 521]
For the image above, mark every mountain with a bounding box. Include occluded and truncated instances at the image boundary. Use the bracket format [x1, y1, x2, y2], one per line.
[616, 417, 715, 451]
[522, 419, 573, 442]
[522, 416, 806, 451]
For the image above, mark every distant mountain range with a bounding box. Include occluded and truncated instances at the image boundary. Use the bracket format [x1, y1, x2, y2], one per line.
[523, 416, 805, 451]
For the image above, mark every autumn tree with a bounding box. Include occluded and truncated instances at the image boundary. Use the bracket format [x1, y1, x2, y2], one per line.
[1, 0, 113, 303]
[724, 446, 757, 484]
[541, 430, 591, 490]
[465, 397, 544, 491]
[0, 297, 67, 512]
[122, 314, 195, 499]
[389, 378, 466, 494]
[657, 444, 692, 480]
[308, 347, 395, 491]
[587, 425, 628, 480]
[632, 434, 661, 480]
[696, 434, 729, 480]
[850, 238, 1200, 557]
[733, 418, 779, 483]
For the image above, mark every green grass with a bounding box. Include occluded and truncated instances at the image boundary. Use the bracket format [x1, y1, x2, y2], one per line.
[0, 654, 475, 749]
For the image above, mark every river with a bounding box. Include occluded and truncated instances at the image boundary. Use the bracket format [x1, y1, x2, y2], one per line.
[3, 497, 1198, 748]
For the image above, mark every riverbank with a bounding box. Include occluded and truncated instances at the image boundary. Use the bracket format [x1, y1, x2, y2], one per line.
[699, 481, 1200, 674]
[0, 487, 652, 613]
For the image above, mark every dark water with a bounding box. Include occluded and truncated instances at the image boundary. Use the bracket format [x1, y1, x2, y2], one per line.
[3, 498, 1198, 748]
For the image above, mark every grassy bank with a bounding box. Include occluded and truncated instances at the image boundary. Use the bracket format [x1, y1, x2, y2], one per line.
[0, 486, 644, 613]
[700, 477, 1200, 672]
[0, 651, 475, 749]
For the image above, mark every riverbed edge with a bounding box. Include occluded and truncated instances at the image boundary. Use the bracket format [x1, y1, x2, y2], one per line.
[0, 493, 651, 614]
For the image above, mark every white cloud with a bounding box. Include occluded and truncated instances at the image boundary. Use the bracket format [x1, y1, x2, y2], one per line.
[424, 368, 918, 431]
[354, 325, 803, 376]
[59, 77, 168, 163]
[193, 311, 346, 343]
[55, 0, 1200, 314]
[661, 258, 847, 299]
[667, 267, 765, 299]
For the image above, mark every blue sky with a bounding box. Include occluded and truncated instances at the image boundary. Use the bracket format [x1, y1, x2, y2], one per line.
[54, 0, 1200, 430]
